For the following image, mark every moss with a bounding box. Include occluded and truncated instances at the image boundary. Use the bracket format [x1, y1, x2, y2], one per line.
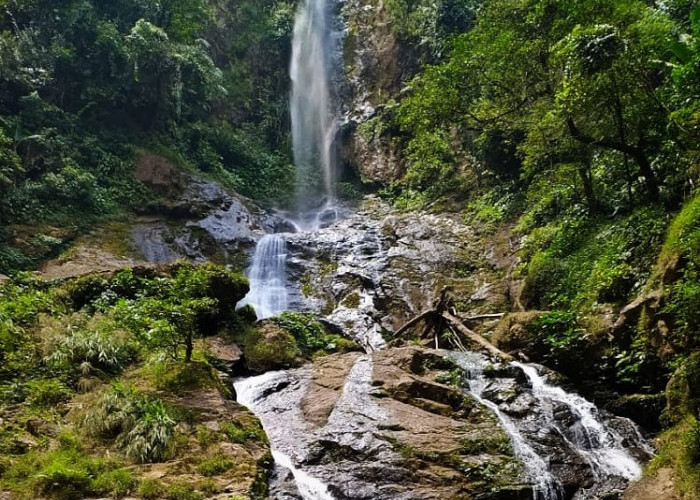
[239, 324, 301, 373]
[221, 419, 267, 445]
[301, 272, 313, 298]
[648, 415, 700, 498]
[197, 454, 235, 476]
[341, 292, 361, 309]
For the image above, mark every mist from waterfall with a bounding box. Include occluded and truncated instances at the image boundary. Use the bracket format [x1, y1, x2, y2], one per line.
[290, 0, 340, 208]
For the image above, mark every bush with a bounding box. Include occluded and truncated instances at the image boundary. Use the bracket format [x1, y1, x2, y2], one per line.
[165, 483, 205, 500]
[43, 313, 136, 375]
[25, 379, 73, 407]
[92, 468, 138, 498]
[81, 384, 176, 463]
[197, 454, 234, 476]
[137, 479, 165, 499]
[1, 436, 121, 500]
[273, 312, 360, 356]
[525, 311, 590, 375]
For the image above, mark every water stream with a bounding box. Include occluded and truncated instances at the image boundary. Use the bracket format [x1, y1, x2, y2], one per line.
[290, 0, 341, 206]
[236, 234, 289, 319]
[450, 352, 650, 500]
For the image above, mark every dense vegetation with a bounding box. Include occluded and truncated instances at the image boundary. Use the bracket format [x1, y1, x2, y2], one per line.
[0, 0, 297, 273]
[0, 263, 357, 498]
[377, 0, 700, 495]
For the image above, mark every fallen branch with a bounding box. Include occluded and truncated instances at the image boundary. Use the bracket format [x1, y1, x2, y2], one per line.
[462, 313, 506, 321]
[394, 309, 437, 338]
[441, 311, 512, 361]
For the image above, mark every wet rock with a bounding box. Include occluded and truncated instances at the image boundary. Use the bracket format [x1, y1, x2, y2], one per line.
[236, 347, 528, 500]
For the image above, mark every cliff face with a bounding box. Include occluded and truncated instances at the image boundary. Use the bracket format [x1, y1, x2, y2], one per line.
[340, 0, 418, 183]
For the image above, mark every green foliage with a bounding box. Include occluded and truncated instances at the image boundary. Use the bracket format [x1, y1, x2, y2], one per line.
[660, 193, 700, 352]
[525, 311, 589, 374]
[0, 0, 298, 272]
[43, 313, 136, 376]
[0, 433, 129, 500]
[521, 208, 667, 310]
[102, 264, 248, 362]
[165, 483, 205, 500]
[25, 379, 73, 407]
[649, 415, 700, 498]
[92, 468, 138, 498]
[197, 454, 234, 476]
[221, 420, 267, 445]
[138, 479, 165, 499]
[273, 312, 360, 356]
[392, 0, 697, 215]
[81, 384, 176, 463]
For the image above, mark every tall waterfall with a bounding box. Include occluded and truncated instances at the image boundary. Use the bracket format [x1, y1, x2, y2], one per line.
[236, 234, 289, 320]
[290, 0, 340, 207]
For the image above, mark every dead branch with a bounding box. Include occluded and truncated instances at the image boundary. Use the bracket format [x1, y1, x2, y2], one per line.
[441, 311, 512, 361]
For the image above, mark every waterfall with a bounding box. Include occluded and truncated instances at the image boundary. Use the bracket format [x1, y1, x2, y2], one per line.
[513, 362, 647, 480]
[290, 0, 341, 207]
[450, 352, 649, 500]
[236, 234, 289, 320]
[454, 352, 563, 500]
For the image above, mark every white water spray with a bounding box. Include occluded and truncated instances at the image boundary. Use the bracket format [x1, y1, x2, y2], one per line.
[453, 353, 563, 500]
[451, 352, 650, 500]
[290, 0, 340, 206]
[513, 362, 644, 481]
[236, 234, 289, 319]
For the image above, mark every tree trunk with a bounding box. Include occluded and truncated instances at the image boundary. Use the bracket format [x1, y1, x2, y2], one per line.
[577, 161, 598, 214]
[566, 118, 660, 203]
[185, 334, 193, 363]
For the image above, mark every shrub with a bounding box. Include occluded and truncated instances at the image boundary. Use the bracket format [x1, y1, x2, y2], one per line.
[137, 479, 165, 499]
[25, 378, 73, 407]
[273, 312, 360, 356]
[81, 384, 176, 463]
[525, 311, 590, 374]
[165, 483, 205, 500]
[92, 468, 138, 498]
[2, 436, 119, 500]
[197, 454, 234, 476]
[43, 313, 136, 375]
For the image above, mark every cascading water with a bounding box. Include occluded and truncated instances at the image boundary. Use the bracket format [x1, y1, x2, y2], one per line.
[513, 362, 648, 482]
[454, 352, 563, 500]
[236, 234, 289, 319]
[450, 352, 651, 500]
[290, 0, 341, 207]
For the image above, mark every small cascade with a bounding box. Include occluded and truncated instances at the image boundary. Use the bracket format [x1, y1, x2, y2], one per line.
[513, 362, 645, 481]
[236, 234, 289, 319]
[450, 352, 650, 500]
[454, 352, 563, 500]
[271, 450, 335, 500]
